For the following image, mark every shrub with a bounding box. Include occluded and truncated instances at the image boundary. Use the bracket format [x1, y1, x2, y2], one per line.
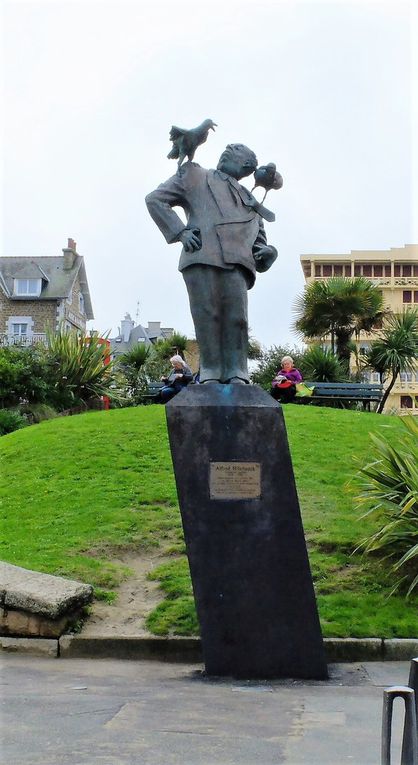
[47, 328, 120, 409]
[19, 403, 58, 424]
[0, 409, 28, 436]
[354, 416, 418, 596]
[0, 346, 52, 407]
[302, 345, 347, 382]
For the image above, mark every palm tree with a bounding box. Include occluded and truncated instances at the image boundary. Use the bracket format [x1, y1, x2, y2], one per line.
[47, 327, 117, 408]
[119, 343, 150, 370]
[363, 310, 418, 414]
[293, 278, 385, 368]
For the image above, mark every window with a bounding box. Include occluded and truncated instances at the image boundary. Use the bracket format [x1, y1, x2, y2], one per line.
[373, 265, 383, 277]
[334, 265, 343, 276]
[14, 278, 41, 296]
[400, 395, 413, 409]
[394, 265, 401, 277]
[303, 265, 311, 277]
[12, 323, 28, 336]
[403, 291, 412, 303]
[402, 265, 412, 277]
[363, 264, 372, 277]
[414, 291, 418, 303]
[7, 316, 33, 339]
[323, 264, 332, 276]
[414, 265, 418, 277]
[314, 264, 321, 277]
[354, 265, 361, 276]
[384, 265, 391, 277]
[79, 293, 84, 314]
[344, 265, 351, 277]
[370, 372, 380, 383]
[400, 372, 413, 383]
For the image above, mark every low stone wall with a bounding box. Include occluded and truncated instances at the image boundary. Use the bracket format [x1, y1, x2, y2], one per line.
[0, 562, 93, 639]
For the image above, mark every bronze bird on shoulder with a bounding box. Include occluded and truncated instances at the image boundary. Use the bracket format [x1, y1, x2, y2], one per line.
[167, 119, 217, 171]
[251, 162, 283, 202]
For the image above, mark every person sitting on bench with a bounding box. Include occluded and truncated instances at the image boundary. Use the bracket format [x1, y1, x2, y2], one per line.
[271, 356, 302, 403]
[159, 355, 193, 403]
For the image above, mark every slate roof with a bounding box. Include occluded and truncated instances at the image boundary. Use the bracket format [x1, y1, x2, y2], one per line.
[110, 323, 173, 355]
[0, 255, 94, 319]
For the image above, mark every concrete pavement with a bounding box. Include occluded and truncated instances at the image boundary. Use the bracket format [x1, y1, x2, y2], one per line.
[0, 655, 411, 764]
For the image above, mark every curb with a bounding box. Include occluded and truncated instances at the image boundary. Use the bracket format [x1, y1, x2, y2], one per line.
[2, 635, 418, 663]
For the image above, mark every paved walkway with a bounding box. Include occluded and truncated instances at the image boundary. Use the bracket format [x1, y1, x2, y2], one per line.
[0, 655, 410, 765]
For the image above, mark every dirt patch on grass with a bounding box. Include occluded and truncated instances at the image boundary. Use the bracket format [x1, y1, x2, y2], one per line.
[81, 550, 169, 637]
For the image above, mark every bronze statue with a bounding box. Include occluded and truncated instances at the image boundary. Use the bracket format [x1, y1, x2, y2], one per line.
[146, 134, 281, 384]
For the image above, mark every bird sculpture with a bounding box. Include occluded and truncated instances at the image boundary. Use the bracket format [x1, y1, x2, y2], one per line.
[167, 119, 217, 171]
[251, 162, 283, 202]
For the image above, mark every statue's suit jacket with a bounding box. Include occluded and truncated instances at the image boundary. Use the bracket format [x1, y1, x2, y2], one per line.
[145, 163, 272, 289]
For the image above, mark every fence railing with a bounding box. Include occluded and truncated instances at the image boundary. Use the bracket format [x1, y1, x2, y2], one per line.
[0, 333, 48, 347]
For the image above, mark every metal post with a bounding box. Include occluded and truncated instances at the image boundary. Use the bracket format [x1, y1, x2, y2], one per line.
[382, 686, 418, 765]
[401, 659, 418, 764]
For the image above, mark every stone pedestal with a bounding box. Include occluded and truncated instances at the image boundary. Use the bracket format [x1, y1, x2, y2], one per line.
[166, 385, 327, 679]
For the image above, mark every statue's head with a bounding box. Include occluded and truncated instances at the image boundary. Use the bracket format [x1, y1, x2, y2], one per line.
[217, 144, 257, 180]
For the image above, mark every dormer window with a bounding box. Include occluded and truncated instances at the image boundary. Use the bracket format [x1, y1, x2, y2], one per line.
[14, 278, 41, 296]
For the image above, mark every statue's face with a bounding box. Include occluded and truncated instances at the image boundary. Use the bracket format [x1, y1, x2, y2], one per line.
[217, 144, 256, 180]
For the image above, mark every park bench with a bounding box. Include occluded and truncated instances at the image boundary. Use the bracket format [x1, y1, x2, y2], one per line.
[142, 381, 164, 403]
[297, 381, 384, 411]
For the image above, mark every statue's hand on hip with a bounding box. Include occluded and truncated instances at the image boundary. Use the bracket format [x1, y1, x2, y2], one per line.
[179, 228, 202, 252]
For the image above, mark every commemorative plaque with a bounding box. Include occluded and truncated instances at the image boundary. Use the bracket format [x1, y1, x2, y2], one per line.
[210, 462, 261, 500]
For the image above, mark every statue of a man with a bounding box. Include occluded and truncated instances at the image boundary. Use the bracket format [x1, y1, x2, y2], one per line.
[145, 143, 278, 384]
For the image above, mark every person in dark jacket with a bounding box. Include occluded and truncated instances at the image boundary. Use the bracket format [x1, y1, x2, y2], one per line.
[271, 355, 302, 403]
[159, 355, 193, 403]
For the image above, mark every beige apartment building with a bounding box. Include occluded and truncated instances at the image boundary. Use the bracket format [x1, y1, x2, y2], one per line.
[300, 244, 418, 414]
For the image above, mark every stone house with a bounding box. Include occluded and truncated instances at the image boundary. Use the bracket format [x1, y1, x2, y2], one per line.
[0, 239, 94, 345]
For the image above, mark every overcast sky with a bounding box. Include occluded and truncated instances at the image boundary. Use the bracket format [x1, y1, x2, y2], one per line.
[2, 0, 417, 348]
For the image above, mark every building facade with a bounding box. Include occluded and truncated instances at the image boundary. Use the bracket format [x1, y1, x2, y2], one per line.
[300, 244, 418, 414]
[0, 239, 94, 345]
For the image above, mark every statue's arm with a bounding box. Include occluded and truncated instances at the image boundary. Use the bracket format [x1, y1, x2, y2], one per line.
[145, 176, 188, 244]
[252, 219, 278, 273]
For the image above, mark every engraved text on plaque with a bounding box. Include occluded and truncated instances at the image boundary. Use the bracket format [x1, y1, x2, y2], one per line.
[210, 462, 261, 500]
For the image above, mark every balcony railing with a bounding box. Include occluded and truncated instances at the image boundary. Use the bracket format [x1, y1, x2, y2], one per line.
[0, 333, 48, 347]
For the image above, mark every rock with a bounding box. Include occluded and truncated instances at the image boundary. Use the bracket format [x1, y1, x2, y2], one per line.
[0, 562, 93, 638]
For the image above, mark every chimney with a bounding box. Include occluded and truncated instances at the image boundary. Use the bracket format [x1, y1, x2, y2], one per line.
[147, 321, 161, 337]
[62, 237, 77, 270]
[120, 313, 134, 342]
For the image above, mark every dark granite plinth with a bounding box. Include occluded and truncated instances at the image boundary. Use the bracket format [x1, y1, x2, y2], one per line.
[166, 384, 327, 679]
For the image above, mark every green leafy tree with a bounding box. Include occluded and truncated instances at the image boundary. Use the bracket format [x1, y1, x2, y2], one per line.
[363, 310, 418, 414]
[0, 346, 52, 407]
[354, 416, 418, 596]
[293, 277, 385, 369]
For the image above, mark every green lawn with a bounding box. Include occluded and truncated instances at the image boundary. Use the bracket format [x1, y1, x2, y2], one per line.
[0, 404, 416, 637]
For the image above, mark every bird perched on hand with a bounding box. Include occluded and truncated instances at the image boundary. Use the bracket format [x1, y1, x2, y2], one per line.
[167, 119, 217, 171]
[252, 162, 283, 202]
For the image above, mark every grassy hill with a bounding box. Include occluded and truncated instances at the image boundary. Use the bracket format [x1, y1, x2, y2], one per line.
[0, 404, 416, 638]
